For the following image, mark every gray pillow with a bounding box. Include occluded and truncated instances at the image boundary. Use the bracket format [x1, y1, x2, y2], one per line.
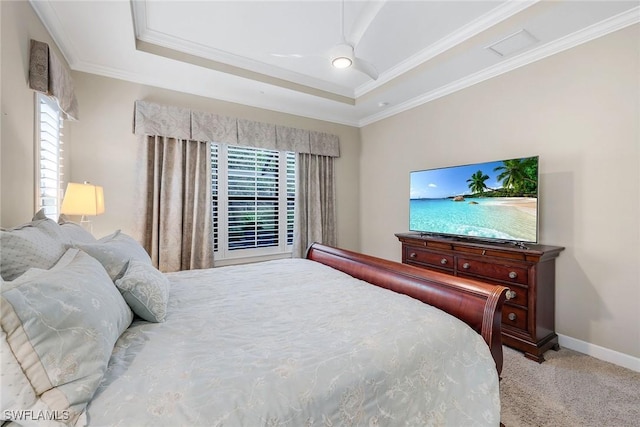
[58, 214, 98, 244]
[115, 260, 170, 322]
[75, 231, 152, 280]
[0, 217, 69, 281]
[31, 208, 48, 221]
[1, 248, 133, 425]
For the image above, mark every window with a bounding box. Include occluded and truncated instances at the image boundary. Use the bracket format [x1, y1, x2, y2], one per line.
[212, 143, 295, 260]
[36, 94, 64, 220]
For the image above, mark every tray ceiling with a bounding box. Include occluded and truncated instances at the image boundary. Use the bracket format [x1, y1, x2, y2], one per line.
[30, 0, 639, 127]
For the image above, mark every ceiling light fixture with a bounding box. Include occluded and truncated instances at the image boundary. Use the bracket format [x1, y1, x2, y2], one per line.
[276, 0, 377, 79]
[332, 56, 352, 69]
[331, 43, 353, 69]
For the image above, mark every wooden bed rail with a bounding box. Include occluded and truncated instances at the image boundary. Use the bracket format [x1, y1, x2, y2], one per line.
[306, 243, 510, 375]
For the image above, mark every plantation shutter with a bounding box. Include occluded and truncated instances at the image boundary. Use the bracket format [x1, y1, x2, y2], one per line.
[211, 143, 219, 251]
[286, 152, 296, 245]
[38, 95, 64, 219]
[227, 146, 280, 250]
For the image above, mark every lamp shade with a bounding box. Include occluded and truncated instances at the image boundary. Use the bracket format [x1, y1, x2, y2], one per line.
[61, 182, 105, 216]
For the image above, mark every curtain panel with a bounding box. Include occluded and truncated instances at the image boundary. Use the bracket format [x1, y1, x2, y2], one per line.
[292, 153, 337, 258]
[138, 135, 215, 272]
[134, 100, 340, 157]
[29, 39, 79, 120]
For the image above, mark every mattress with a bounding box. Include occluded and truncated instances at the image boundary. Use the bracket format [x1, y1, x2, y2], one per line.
[84, 258, 500, 426]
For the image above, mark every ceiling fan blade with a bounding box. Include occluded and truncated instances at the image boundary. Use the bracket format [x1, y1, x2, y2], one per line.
[269, 52, 326, 59]
[346, 0, 387, 47]
[270, 53, 306, 58]
[353, 56, 378, 80]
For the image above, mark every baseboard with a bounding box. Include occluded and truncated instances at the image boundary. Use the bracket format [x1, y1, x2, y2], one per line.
[558, 334, 640, 373]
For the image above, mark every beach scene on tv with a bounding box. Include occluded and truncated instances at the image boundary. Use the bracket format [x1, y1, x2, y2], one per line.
[410, 157, 538, 243]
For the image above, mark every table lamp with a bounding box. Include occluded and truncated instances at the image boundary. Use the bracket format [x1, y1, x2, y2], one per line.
[60, 181, 105, 232]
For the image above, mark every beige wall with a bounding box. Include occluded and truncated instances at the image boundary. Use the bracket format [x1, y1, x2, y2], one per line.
[360, 25, 640, 359]
[67, 72, 361, 249]
[0, 1, 360, 250]
[0, 1, 72, 226]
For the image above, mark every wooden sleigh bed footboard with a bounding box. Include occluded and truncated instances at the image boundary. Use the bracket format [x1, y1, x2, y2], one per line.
[306, 243, 510, 375]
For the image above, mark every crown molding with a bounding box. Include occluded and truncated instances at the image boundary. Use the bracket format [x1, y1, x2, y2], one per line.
[359, 6, 640, 127]
[354, 0, 539, 98]
[131, 0, 356, 99]
[29, 0, 81, 68]
[70, 60, 361, 128]
[29, 0, 639, 129]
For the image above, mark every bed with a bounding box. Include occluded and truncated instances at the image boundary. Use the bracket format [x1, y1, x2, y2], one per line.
[1, 215, 509, 426]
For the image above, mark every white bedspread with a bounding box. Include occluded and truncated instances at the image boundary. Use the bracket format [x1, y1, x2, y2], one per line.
[84, 259, 500, 426]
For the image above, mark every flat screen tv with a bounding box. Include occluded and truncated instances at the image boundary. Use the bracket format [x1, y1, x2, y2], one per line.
[409, 156, 539, 244]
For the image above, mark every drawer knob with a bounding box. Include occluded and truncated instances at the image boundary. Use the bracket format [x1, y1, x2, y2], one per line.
[506, 290, 517, 300]
[508, 271, 518, 279]
[440, 258, 447, 265]
[409, 252, 417, 258]
[462, 262, 470, 269]
[508, 312, 517, 321]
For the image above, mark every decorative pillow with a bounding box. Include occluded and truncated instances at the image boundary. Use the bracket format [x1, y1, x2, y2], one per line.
[115, 260, 170, 322]
[98, 229, 120, 243]
[1, 330, 37, 421]
[32, 208, 48, 221]
[0, 216, 69, 281]
[0, 328, 64, 425]
[0, 249, 132, 425]
[58, 214, 97, 244]
[75, 231, 152, 280]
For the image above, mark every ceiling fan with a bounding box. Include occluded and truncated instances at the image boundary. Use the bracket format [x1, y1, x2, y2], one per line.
[272, 0, 379, 80]
[328, 0, 378, 80]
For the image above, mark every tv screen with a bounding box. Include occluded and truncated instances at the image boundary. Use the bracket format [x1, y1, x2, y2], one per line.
[409, 156, 539, 243]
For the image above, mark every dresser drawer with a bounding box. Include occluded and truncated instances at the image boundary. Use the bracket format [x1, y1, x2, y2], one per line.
[397, 234, 565, 362]
[504, 285, 528, 308]
[458, 274, 529, 307]
[405, 247, 454, 271]
[502, 305, 528, 331]
[457, 257, 528, 285]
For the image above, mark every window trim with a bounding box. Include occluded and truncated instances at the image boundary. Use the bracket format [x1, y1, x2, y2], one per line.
[212, 143, 295, 262]
[34, 93, 64, 220]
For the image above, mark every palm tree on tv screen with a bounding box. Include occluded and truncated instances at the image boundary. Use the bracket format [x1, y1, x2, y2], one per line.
[493, 157, 538, 195]
[466, 170, 490, 195]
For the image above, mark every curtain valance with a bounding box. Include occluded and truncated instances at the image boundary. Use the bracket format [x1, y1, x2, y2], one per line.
[28, 39, 79, 120]
[133, 100, 340, 157]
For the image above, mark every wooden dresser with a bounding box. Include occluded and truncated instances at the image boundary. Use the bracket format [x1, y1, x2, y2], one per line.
[396, 232, 564, 362]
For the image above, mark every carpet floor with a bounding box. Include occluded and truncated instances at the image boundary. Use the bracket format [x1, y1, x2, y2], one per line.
[500, 346, 640, 426]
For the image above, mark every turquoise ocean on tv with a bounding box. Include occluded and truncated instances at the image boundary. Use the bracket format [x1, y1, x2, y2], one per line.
[409, 197, 537, 242]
